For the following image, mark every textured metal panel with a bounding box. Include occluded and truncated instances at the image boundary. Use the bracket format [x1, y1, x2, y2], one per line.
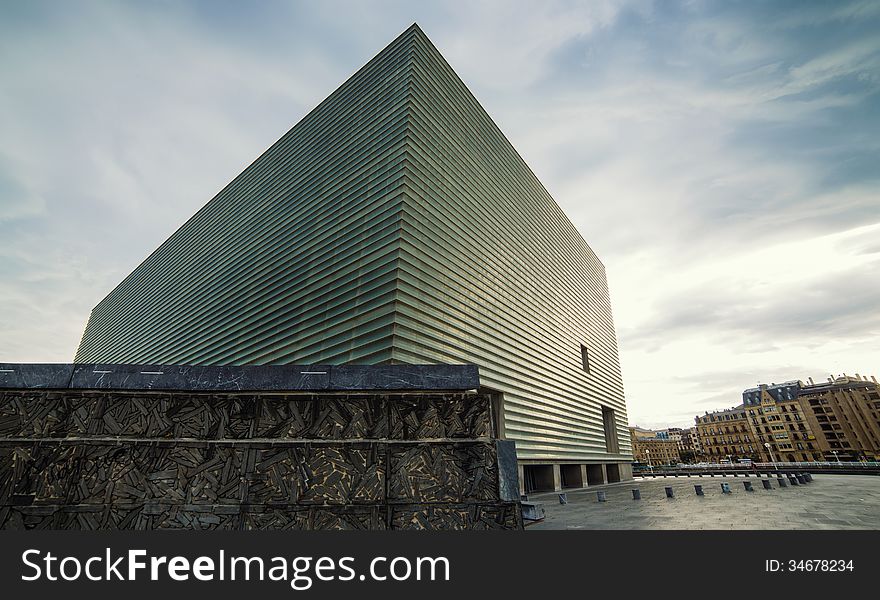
[0, 387, 520, 530]
[73, 25, 630, 463]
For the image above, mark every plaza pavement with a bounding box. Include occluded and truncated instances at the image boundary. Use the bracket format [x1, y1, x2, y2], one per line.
[526, 474, 880, 530]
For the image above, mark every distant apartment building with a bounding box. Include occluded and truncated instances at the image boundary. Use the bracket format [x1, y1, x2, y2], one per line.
[799, 375, 880, 461]
[629, 427, 681, 466]
[630, 426, 657, 441]
[698, 374, 880, 463]
[678, 427, 699, 461]
[694, 407, 758, 462]
[742, 381, 818, 462]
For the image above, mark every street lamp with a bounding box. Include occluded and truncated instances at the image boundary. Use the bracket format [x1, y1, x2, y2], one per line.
[832, 450, 840, 464]
[646, 449, 652, 470]
[764, 442, 778, 470]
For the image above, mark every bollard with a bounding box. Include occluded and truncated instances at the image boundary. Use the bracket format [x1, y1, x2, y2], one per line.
[558, 493, 568, 505]
[796, 473, 806, 484]
[778, 476, 788, 487]
[665, 486, 674, 498]
[721, 482, 731, 494]
[743, 481, 754, 491]
[804, 473, 813, 482]
[597, 490, 607, 502]
[632, 488, 641, 500]
[788, 475, 799, 486]
[694, 484, 704, 496]
[762, 479, 772, 490]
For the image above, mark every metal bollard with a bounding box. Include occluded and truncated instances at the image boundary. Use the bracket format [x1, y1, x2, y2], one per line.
[694, 484, 704, 496]
[665, 486, 674, 498]
[796, 473, 806, 484]
[597, 490, 606, 502]
[632, 488, 641, 500]
[762, 479, 773, 490]
[558, 493, 568, 504]
[721, 482, 731, 493]
[778, 476, 788, 487]
[743, 481, 754, 491]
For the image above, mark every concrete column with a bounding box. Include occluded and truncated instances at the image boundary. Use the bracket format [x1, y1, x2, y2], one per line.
[580, 464, 589, 488]
[600, 464, 608, 485]
[518, 464, 525, 495]
[552, 464, 562, 491]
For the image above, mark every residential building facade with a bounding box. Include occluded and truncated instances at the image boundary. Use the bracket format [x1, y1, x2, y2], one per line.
[800, 375, 880, 461]
[629, 427, 681, 466]
[697, 374, 880, 463]
[694, 406, 758, 462]
[743, 381, 819, 462]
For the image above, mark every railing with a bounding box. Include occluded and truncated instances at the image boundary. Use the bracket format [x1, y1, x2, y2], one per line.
[675, 461, 880, 469]
[753, 461, 880, 469]
[634, 461, 880, 474]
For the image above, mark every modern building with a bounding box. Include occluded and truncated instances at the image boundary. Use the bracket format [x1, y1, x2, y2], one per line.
[74, 25, 631, 491]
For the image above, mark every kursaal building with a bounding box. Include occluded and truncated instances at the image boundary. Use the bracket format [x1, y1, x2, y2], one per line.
[76, 25, 632, 490]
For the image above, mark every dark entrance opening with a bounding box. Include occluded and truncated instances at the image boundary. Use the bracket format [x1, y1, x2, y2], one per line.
[523, 465, 555, 493]
[586, 464, 605, 486]
[560, 464, 583, 488]
[606, 463, 621, 483]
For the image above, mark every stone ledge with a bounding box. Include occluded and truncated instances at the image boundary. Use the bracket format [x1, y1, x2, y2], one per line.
[0, 363, 480, 392]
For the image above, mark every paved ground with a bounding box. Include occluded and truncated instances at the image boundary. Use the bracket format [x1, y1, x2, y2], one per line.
[526, 474, 880, 529]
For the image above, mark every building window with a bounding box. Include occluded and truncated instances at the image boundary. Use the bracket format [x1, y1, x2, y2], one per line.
[601, 406, 618, 453]
[580, 344, 590, 374]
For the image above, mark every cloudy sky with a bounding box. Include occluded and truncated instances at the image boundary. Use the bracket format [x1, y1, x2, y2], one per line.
[2, 0, 878, 428]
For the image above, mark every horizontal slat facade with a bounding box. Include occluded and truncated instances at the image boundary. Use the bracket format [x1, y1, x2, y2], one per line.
[76, 29, 418, 366]
[391, 29, 630, 462]
[75, 25, 630, 464]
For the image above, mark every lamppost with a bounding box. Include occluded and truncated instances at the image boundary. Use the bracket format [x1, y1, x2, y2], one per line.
[646, 450, 652, 471]
[764, 442, 778, 470]
[832, 450, 840, 464]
